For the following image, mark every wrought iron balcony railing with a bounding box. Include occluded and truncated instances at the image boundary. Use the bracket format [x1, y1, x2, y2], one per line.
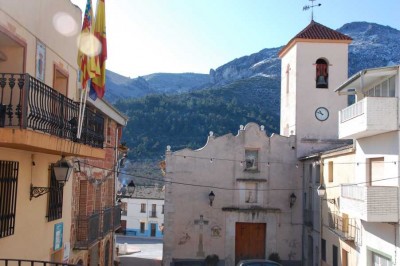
[149, 211, 157, 218]
[0, 73, 104, 148]
[0, 258, 77, 266]
[74, 212, 100, 249]
[102, 207, 112, 236]
[327, 212, 358, 241]
[113, 205, 122, 230]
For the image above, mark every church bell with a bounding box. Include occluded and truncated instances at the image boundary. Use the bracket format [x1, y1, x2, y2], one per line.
[316, 75, 328, 88]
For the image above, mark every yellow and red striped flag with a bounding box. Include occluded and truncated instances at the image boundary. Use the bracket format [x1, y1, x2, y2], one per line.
[90, 0, 107, 99]
[77, 0, 100, 89]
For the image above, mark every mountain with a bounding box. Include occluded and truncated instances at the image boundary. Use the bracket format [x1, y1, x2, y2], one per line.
[339, 22, 400, 75]
[107, 21, 400, 165]
[209, 47, 281, 86]
[117, 76, 280, 160]
[105, 72, 210, 103]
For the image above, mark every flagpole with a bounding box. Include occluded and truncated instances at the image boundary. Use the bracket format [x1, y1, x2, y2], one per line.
[77, 82, 89, 139]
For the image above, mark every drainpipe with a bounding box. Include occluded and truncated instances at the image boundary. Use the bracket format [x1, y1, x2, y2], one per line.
[112, 127, 119, 266]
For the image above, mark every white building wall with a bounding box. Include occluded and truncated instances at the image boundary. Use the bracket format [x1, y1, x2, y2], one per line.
[334, 66, 400, 266]
[280, 46, 297, 136]
[123, 198, 164, 237]
[164, 123, 302, 266]
[355, 131, 399, 187]
[280, 41, 349, 158]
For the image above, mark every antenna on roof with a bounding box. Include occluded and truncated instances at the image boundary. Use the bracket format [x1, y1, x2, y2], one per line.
[303, 0, 321, 21]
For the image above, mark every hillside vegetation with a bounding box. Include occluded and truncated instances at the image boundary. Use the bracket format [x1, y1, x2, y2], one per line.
[117, 76, 280, 160]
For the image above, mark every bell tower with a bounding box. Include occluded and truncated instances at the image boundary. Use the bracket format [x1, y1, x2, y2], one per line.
[278, 20, 352, 157]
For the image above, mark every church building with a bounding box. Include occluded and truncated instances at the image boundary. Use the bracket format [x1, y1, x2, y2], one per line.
[163, 20, 352, 266]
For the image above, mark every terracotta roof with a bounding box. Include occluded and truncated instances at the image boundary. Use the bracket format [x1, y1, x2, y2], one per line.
[279, 20, 352, 57]
[294, 20, 352, 40]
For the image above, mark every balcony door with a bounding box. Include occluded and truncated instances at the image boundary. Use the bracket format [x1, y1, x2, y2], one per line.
[0, 30, 25, 73]
[53, 65, 68, 96]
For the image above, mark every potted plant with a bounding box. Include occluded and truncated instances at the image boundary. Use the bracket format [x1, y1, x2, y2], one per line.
[205, 254, 219, 266]
[268, 252, 281, 263]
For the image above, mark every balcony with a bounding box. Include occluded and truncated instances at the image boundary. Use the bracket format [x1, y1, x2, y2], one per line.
[101, 207, 112, 236]
[74, 212, 100, 249]
[0, 73, 105, 158]
[75, 206, 121, 249]
[338, 97, 398, 139]
[113, 205, 122, 230]
[340, 185, 398, 222]
[149, 211, 157, 218]
[0, 258, 78, 266]
[327, 212, 359, 242]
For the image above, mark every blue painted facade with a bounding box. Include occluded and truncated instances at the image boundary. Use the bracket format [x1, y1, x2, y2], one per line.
[126, 222, 164, 238]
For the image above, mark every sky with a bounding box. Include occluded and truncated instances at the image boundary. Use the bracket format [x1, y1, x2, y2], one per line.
[70, 0, 400, 78]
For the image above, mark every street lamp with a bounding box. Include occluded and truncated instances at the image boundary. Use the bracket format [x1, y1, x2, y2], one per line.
[53, 156, 74, 183]
[116, 180, 136, 202]
[317, 184, 335, 204]
[317, 184, 326, 197]
[30, 156, 73, 200]
[289, 193, 297, 208]
[127, 180, 136, 196]
[209, 191, 215, 206]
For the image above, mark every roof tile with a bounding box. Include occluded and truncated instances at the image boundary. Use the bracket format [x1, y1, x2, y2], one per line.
[279, 20, 352, 57]
[294, 20, 352, 40]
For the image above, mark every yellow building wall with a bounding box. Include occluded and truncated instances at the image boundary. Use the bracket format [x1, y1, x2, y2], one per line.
[0, 147, 73, 261]
[0, 0, 81, 100]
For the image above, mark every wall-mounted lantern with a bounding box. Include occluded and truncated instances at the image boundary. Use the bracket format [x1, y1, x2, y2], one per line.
[30, 156, 73, 200]
[209, 191, 215, 206]
[289, 193, 297, 208]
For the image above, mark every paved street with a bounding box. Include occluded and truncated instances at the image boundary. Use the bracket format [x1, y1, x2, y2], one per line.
[116, 235, 163, 266]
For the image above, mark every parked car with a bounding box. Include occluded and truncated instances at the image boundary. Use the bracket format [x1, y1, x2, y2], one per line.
[236, 259, 282, 266]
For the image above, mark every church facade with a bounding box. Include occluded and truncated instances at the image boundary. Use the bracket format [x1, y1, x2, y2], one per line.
[163, 124, 301, 265]
[163, 20, 353, 266]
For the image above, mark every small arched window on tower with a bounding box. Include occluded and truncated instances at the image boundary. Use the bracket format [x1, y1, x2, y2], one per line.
[315, 58, 328, 88]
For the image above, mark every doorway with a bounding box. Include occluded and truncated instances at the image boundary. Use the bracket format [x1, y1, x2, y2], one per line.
[235, 222, 266, 263]
[150, 223, 156, 237]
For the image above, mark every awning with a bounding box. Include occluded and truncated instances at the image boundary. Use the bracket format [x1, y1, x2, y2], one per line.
[335, 65, 399, 95]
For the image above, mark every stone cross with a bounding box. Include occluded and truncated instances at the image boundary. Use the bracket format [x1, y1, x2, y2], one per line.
[194, 215, 209, 257]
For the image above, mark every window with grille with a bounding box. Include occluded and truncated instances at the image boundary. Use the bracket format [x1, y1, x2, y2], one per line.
[140, 203, 146, 213]
[47, 164, 64, 221]
[0, 160, 19, 238]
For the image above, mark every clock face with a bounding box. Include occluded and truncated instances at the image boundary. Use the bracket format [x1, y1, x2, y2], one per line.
[315, 107, 329, 121]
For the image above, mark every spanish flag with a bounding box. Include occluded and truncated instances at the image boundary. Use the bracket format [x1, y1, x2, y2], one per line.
[77, 0, 100, 89]
[90, 0, 107, 99]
